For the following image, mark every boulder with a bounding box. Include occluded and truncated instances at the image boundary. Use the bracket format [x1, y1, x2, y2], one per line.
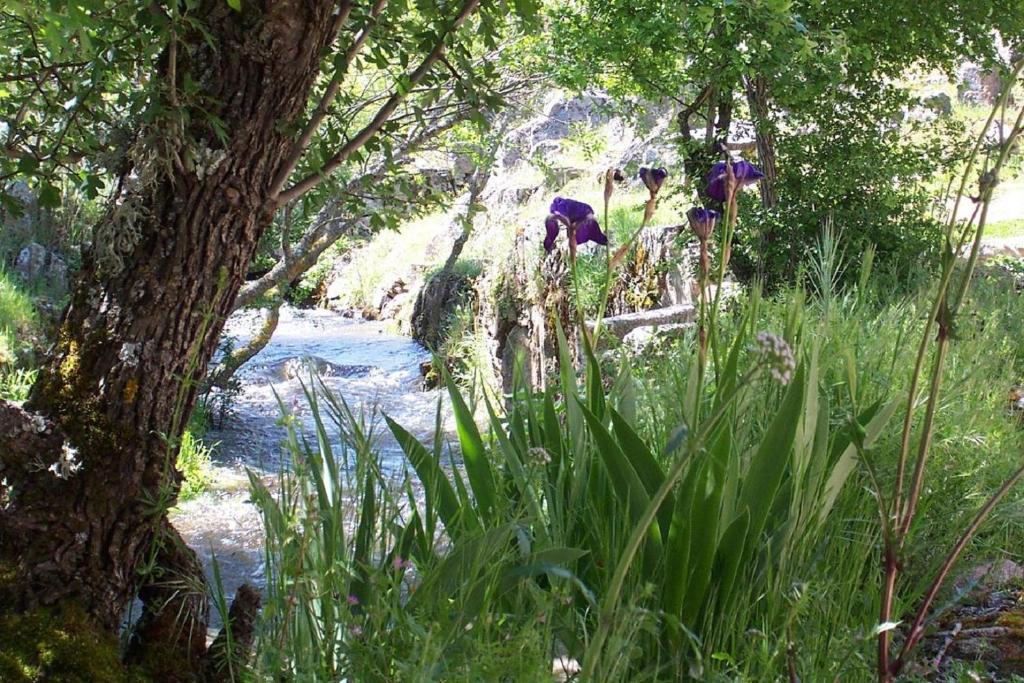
[14, 242, 70, 295]
[2, 182, 38, 244]
[262, 355, 372, 381]
[15, 243, 47, 280]
[409, 269, 475, 348]
[621, 322, 692, 351]
[924, 92, 953, 117]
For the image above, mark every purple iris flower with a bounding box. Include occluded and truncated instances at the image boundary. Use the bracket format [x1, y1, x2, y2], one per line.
[639, 167, 668, 195]
[705, 160, 765, 202]
[544, 197, 608, 252]
[686, 207, 720, 240]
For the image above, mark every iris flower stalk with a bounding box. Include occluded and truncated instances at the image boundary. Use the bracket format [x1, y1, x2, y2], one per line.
[878, 58, 1024, 683]
[686, 207, 719, 369]
[589, 169, 625, 343]
[608, 167, 669, 273]
[705, 158, 763, 368]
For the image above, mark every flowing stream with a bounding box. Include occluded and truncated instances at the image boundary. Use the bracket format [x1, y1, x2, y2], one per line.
[169, 307, 446, 620]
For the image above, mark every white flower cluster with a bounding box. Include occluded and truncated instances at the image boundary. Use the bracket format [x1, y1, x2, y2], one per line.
[528, 447, 552, 466]
[754, 332, 796, 385]
[49, 442, 83, 479]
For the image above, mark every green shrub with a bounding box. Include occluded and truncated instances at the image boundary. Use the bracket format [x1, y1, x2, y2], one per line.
[734, 87, 959, 288]
[0, 267, 39, 367]
[176, 407, 215, 500]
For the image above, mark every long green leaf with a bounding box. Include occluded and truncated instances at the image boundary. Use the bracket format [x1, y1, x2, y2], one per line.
[681, 429, 729, 625]
[609, 408, 672, 535]
[446, 376, 498, 522]
[712, 509, 750, 614]
[662, 457, 703, 618]
[737, 361, 807, 544]
[818, 399, 899, 526]
[385, 414, 474, 535]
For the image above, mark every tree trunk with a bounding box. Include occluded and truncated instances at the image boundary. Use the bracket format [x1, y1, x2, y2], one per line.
[744, 74, 778, 210]
[743, 73, 781, 281]
[0, 0, 338, 673]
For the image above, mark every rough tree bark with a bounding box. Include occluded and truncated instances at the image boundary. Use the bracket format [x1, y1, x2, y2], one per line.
[744, 73, 778, 210]
[0, 0, 340, 673]
[744, 73, 782, 280]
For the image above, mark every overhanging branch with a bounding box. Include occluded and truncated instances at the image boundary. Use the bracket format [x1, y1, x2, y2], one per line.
[267, 0, 387, 198]
[277, 0, 482, 203]
[237, 108, 472, 309]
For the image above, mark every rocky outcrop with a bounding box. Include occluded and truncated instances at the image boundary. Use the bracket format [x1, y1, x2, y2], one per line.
[410, 269, 475, 349]
[958, 63, 1006, 104]
[13, 242, 69, 294]
[484, 224, 702, 393]
[1, 182, 39, 250]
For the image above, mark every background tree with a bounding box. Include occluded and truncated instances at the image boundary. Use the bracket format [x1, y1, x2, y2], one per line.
[0, 0, 534, 675]
[546, 0, 1024, 283]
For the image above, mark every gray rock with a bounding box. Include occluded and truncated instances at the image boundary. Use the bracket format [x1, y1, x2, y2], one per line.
[263, 355, 371, 381]
[621, 322, 692, 351]
[924, 92, 953, 116]
[47, 253, 68, 290]
[2, 182, 37, 239]
[14, 242, 69, 295]
[380, 290, 413, 321]
[586, 304, 697, 340]
[958, 560, 1024, 591]
[15, 242, 47, 280]
[410, 269, 474, 347]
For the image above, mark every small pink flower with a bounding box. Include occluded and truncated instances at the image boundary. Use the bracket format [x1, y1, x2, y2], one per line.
[346, 594, 360, 606]
[349, 624, 364, 638]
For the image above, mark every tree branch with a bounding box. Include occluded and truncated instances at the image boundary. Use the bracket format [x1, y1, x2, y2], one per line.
[237, 109, 471, 309]
[206, 300, 282, 389]
[277, 0, 481, 203]
[267, 0, 384, 197]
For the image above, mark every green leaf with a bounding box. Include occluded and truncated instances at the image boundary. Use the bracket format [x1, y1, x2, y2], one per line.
[37, 183, 61, 208]
[483, 394, 548, 543]
[817, 399, 898, 526]
[385, 414, 473, 535]
[579, 404, 650, 517]
[663, 460, 701, 619]
[681, 431, 729, 626]
[446, 375, 498, 522]
[609, 408, 671, 533]
[712, 510, 750, 611]
[226, 0, 241, 11]
[736, 361, 807, 544]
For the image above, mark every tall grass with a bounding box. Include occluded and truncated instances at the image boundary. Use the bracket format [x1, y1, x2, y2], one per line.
[638, 266, 1024, 679]
[244, 258, 1024, 680]
[249, 381, 558, 680]
[0, 267, 40, 401]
